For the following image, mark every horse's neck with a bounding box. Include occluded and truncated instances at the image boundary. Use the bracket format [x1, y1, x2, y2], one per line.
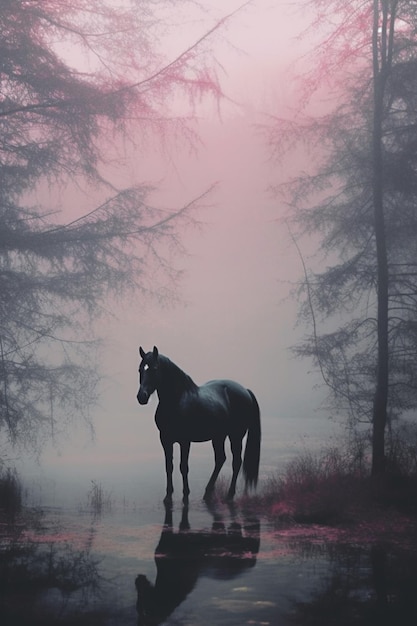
[158, 357, 197, 401]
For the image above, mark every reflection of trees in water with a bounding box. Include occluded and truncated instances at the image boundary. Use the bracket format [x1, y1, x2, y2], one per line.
[0, 509, 108, 625]
[135, 502, 260, 626]
[4, 503, 416, 626]
[290, 542, 417, 626]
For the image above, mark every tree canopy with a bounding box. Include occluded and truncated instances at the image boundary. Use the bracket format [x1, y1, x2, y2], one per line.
[271, 0, 417, 474]
[0, 0, 222, 453]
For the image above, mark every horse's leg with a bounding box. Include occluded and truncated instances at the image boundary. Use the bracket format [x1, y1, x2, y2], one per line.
[180, 440, 191, 504]
[203, 436, 226, 501]
[179, 504, 190, 531]
[163, 501, 173, 527]
[227, 435, 243, 500]
[161, 435, 174, 504]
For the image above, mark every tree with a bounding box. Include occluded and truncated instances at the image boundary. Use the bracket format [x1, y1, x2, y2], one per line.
[0, 0, 222, 453]
[270, 0, 417, 475]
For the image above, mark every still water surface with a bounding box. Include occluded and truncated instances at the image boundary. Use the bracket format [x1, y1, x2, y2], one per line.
[2, 415, 417, 625]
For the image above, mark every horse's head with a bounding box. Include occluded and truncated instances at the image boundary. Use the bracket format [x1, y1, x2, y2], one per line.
[135, 574, 156, 625]
[137, 346, 159, 405]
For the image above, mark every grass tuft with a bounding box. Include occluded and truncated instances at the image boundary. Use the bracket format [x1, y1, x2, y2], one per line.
[259, 447, 367, 524]
[255, 426, 417, 525]
[87, 480, 112, 516]
[0, 467, 22, 519]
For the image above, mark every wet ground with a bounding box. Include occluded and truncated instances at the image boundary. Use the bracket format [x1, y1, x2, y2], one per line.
[2, 490, 417, 626]
[2, 414, 417, 625]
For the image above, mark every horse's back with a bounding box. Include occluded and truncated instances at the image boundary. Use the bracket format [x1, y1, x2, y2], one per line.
[156, 376, 257, 443]
[198, 379, 256, 426]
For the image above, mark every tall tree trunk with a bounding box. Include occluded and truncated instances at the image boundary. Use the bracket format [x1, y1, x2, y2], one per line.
[371, 0, 396, 476]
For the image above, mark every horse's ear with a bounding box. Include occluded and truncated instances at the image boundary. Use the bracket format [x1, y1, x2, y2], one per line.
[139, 346, 146, 359]
[153, 346, 159, 359]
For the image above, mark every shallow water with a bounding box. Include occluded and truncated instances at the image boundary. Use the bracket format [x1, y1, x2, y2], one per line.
[2, 416, 417, 625]
[21, 414, 338, 509]
[2, 496, 417, 626]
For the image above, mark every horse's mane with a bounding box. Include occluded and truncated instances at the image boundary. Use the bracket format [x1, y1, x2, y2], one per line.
[159, 355, 197, 393]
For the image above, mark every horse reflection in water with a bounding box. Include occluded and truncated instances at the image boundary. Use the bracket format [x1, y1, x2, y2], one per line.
[135, 503, 260, 626]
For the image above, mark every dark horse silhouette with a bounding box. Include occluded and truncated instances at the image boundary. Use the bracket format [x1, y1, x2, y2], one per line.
[135, 503, 260, 626]
[136, 346, 261, 502]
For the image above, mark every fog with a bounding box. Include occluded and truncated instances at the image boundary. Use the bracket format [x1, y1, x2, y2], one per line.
[4, 6, 417, 625]
[31, 1, 340, 477]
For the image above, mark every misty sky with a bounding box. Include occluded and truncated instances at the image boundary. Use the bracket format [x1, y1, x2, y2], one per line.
[39, 1, 338, 472]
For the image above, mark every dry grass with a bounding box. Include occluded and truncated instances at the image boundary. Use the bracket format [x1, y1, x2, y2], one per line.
[256, 432, 417, 525]
[258, 447, 367, 524]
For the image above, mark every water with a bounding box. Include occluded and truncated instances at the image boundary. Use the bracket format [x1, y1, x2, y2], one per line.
[22, 414, 340, 509]
[2, 414, 417, 625]
[2, 499, 417, 625]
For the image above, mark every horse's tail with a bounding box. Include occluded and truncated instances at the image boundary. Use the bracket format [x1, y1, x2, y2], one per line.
[243, 389, 261, 490]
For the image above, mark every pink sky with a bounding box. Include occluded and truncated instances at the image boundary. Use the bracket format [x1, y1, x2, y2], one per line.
[37, 0, 335, 472]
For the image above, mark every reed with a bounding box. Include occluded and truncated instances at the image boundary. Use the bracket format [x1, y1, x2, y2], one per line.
[87, 480, 112, 516]
[0, 467, 22, 518]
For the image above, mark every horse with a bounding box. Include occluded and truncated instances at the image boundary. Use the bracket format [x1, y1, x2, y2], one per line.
[135, 503, 260, 625]
[136, 346, 261, 503]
